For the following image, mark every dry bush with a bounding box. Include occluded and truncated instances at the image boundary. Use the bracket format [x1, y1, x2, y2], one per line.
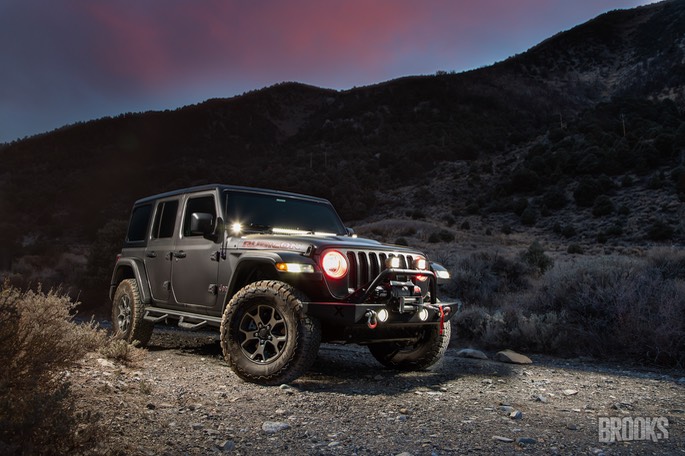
[452, 252, 532, 309]
[100, 339, 146, 366]
[0, 282, 107, 455]
[529, 256, 685, 365]
[453, 252, 685, 366]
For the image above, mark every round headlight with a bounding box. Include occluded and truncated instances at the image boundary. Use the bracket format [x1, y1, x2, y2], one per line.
[322, 250, 348, 279]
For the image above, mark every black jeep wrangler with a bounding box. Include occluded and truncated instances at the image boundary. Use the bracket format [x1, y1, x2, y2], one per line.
[110, 184, 456, 385]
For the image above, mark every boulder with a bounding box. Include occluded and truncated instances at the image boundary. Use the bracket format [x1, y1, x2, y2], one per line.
[495, 349, 533, 364]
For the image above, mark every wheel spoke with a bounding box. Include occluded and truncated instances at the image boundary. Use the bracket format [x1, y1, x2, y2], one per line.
[237, 302, 289, 364]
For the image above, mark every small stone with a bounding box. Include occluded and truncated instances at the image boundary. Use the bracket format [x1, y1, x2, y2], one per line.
[328, 441, 341, 447]
[492, 435, 514, 443]
[510, 410, 523, 420]
[457, 348, 489, 360]
[374, 375, 384, 380]
[219, 440, 235, 452]
[191, 423, 204, 430]
[562, 389, 578, 396]
[516, 437, 537, 445]
[532, 394, 547, 403]
[499, 405, 515, 414]
[495, 350, 532, 364]
[566, 423, 579, 431]
[399, 408, 410, 414]
[146, 403, 156, 410]
[262, 421, 290, 434]
[96, 358, 116, 368]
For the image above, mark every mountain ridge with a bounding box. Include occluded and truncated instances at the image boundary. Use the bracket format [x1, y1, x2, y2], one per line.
[1, 0, 684, 302]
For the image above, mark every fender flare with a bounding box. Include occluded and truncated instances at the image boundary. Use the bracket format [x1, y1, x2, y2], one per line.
[109, 257, 152, 303]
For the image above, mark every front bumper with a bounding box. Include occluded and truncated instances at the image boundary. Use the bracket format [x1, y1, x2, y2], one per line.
[304, 268, 458, 342]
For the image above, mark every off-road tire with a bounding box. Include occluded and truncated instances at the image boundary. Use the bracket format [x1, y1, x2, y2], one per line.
[111, 278, 154, 347]
[220, 280, 321, 385]
[368, 322, 451, 370]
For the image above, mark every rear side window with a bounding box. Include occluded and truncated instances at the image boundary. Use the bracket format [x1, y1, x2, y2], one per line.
[126, 204, 152, 243]
[151, 200, 179, 239]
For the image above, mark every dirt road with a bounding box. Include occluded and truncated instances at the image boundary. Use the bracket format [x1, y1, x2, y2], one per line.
[72, 329, 684, 455]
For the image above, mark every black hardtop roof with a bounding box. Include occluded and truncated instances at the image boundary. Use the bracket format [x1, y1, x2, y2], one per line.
[133, 184, 332, 206]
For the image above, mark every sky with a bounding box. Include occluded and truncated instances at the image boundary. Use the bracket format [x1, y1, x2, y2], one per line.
[0, 0, 656, 144]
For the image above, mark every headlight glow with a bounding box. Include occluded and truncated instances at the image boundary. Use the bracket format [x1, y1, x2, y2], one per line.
[385, 256, 401, 269]
[321, 251, 348, 279]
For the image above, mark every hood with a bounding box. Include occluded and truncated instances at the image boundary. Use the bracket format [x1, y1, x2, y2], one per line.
[230, 233, 424, 256]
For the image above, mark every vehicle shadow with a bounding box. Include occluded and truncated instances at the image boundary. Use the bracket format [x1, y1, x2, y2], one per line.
[296, 344, 516, 395]
[144, 329, 517, 394]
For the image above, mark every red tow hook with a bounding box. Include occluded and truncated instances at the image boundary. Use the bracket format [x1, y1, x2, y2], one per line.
[438, 306, 445, 335]
[365, 310, 378, 329]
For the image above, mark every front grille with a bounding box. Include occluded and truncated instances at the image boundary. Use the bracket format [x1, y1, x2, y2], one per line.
[344, 250, 417, 290]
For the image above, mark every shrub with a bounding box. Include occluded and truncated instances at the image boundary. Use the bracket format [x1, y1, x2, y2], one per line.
[530, 257, 685, 365]
[561, 224, 577, 238]
[520, 207, 538, 226]
[520, 241, 554, 275]
[460, 220, 470, 230]
[100, 339, 145, 366]
[466, 203, 480, 215]
[543, 186, 568, 210]
[394, 237, 409, 246]
[592, 195, 614, 217]
[646, 220, 674, 241]
[567, 244, 584, 254]
[453, 252, 531, 309]
[0, 282, 106, 454]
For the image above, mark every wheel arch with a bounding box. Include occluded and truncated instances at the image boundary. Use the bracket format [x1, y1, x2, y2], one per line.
[226, 256, 281, 301]
[109, 257, 152, 303]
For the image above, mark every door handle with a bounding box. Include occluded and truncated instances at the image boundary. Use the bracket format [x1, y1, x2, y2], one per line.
[173, 251, 187, 259]
[146, 251, 157, 258]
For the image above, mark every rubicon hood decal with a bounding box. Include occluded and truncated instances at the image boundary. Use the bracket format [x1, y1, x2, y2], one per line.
[236, 239, 311, 253]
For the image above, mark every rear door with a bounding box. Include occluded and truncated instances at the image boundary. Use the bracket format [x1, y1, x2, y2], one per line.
[145, 197, 180, 305]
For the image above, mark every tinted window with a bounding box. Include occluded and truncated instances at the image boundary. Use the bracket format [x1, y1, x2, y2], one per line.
[126, 204, 152, 242]
[183, 195, 216, 237]
[224, 191, 345, 234]
[151, 200, 179, 239]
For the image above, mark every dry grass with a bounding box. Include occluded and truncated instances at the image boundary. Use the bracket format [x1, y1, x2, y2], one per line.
[0, 281, 107, 455]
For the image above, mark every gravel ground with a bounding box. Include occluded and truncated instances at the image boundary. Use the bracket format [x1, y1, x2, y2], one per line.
[71, 328, 685, 455]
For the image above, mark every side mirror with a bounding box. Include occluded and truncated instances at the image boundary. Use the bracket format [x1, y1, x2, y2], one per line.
[346, 227, 357, 238]
[189, 212, 214, 237]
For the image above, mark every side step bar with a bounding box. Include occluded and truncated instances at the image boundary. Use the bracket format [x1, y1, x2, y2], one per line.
[143, 306, 222, 330]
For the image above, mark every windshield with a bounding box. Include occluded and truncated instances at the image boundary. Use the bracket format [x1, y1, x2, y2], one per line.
[223, 190, 346, 235]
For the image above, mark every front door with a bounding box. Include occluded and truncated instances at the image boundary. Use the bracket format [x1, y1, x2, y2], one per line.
[170, 192, 221, 310]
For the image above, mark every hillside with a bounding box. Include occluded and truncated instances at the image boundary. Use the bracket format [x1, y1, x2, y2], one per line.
[0, 0, 684, 305]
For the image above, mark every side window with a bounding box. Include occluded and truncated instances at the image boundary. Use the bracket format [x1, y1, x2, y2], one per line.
[151, 200, 179, 239]
[183, 195, 216, 237]
[126, 204, 152, 243]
